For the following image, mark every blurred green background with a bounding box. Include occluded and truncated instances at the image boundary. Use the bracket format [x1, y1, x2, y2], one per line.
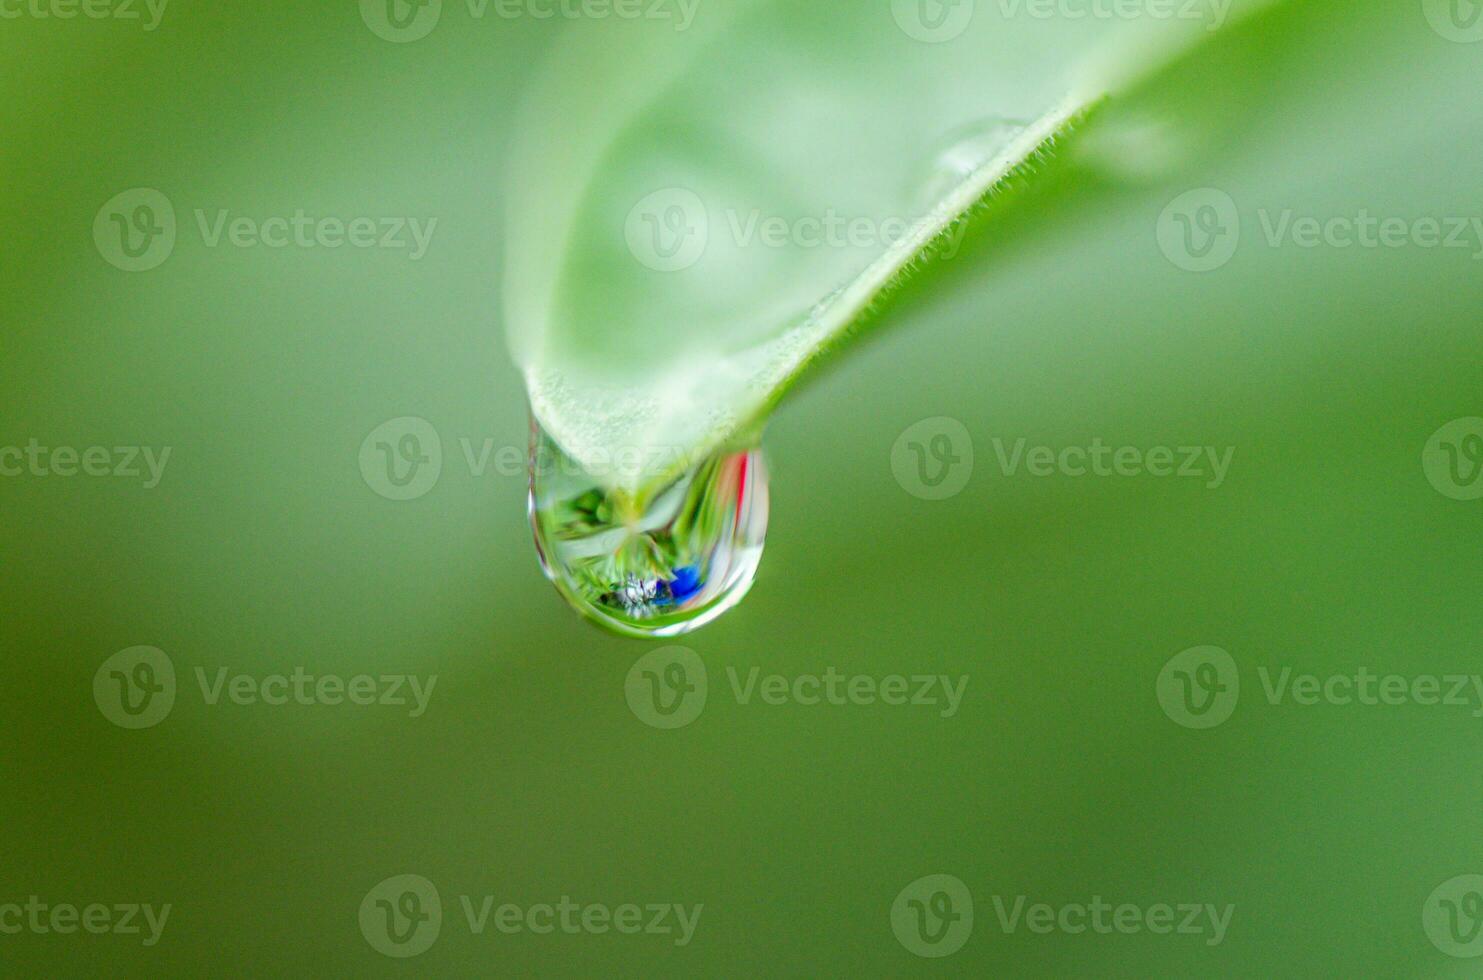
[4, 0, 1482, 975]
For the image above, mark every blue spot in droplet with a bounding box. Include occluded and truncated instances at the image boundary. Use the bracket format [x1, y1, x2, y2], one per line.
[668, 565, 702, 602]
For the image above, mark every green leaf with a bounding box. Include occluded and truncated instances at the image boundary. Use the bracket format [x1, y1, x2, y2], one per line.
[502, 1, 1273, 492]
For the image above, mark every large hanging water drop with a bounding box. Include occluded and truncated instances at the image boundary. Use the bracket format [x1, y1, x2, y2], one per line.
[527, 420, 768, 638]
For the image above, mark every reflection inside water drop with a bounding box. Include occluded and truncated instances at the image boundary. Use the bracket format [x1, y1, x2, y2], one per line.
[527, 420, 768, 638]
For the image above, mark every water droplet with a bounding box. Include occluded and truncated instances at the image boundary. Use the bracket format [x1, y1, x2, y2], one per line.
[912, 117, 1031, 209]
[527, 419, 768, 638]
[1075, 109, 1195, 185]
